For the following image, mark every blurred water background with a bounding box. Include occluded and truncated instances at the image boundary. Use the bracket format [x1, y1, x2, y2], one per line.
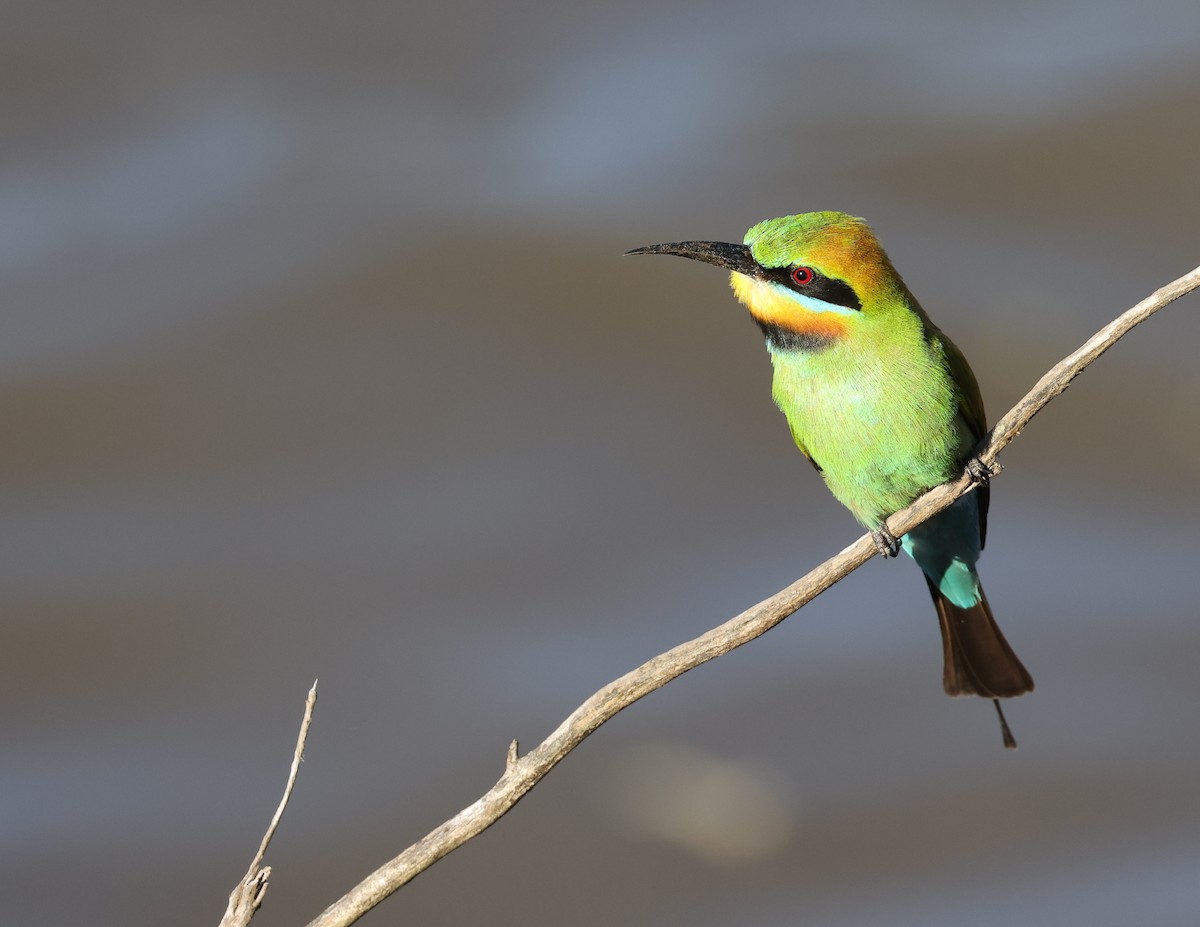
[4, 2, 1200, 925]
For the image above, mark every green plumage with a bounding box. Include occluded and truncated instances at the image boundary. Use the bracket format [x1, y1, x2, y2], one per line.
[629, 212, 1033, 746]
[740, 213, 982, 524]
[766, 322, 975, 528]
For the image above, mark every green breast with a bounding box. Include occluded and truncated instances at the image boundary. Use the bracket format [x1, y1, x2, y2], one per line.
[768, 336, 972, 527]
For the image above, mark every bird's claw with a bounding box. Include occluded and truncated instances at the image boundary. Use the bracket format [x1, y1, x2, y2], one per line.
[965, 457, 997, 485]
[871, 527, 901, 558]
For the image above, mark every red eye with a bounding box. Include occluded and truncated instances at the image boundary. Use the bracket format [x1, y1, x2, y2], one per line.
[791, 266, 815, 286]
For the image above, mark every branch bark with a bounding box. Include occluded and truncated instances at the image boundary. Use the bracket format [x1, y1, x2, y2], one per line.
[219, 680, 318, 927]
[305, 265, 1200, 927]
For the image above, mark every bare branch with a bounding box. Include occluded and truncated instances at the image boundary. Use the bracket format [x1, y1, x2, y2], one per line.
[219, 680, 319, 927]
[307, 266, 1200, 927]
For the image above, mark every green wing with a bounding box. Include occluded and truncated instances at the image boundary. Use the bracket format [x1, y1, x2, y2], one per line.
[787, 424, 823, 473]
[936, 327, 990, 547]
[939, 331, 987, 441]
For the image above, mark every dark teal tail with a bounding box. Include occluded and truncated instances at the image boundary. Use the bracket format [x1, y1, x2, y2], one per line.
[901, 493, 1033, 699]
[925, 577, 1034, 699]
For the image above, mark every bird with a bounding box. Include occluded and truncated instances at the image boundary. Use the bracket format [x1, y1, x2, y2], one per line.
[628, 211, 1033, 748]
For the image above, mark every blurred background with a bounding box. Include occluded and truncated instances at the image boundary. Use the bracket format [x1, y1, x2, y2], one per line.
[4, 2, 1200, 925]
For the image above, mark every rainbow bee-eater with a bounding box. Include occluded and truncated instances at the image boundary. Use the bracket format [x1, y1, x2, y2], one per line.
[629, 211, 1033, 748]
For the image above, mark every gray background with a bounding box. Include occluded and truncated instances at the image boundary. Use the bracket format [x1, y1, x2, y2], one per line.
[4, 2, 1200, 925]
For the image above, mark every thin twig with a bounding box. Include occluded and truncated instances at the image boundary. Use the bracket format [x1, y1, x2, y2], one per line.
[219, 680, 319, 927]
[307, 266, 1200, 927]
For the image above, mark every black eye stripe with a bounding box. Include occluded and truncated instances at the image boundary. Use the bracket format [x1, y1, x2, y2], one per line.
[760, 265, 862, 312]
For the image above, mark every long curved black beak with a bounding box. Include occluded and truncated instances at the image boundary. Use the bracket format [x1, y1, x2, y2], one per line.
[625, 240, 761, 277]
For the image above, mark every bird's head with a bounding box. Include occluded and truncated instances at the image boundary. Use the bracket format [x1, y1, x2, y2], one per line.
[628, 212, 909, 352]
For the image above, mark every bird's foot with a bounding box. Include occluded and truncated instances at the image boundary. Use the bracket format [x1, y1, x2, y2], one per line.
[965, 456, 998, 485]
[871, 527, 901, 558]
